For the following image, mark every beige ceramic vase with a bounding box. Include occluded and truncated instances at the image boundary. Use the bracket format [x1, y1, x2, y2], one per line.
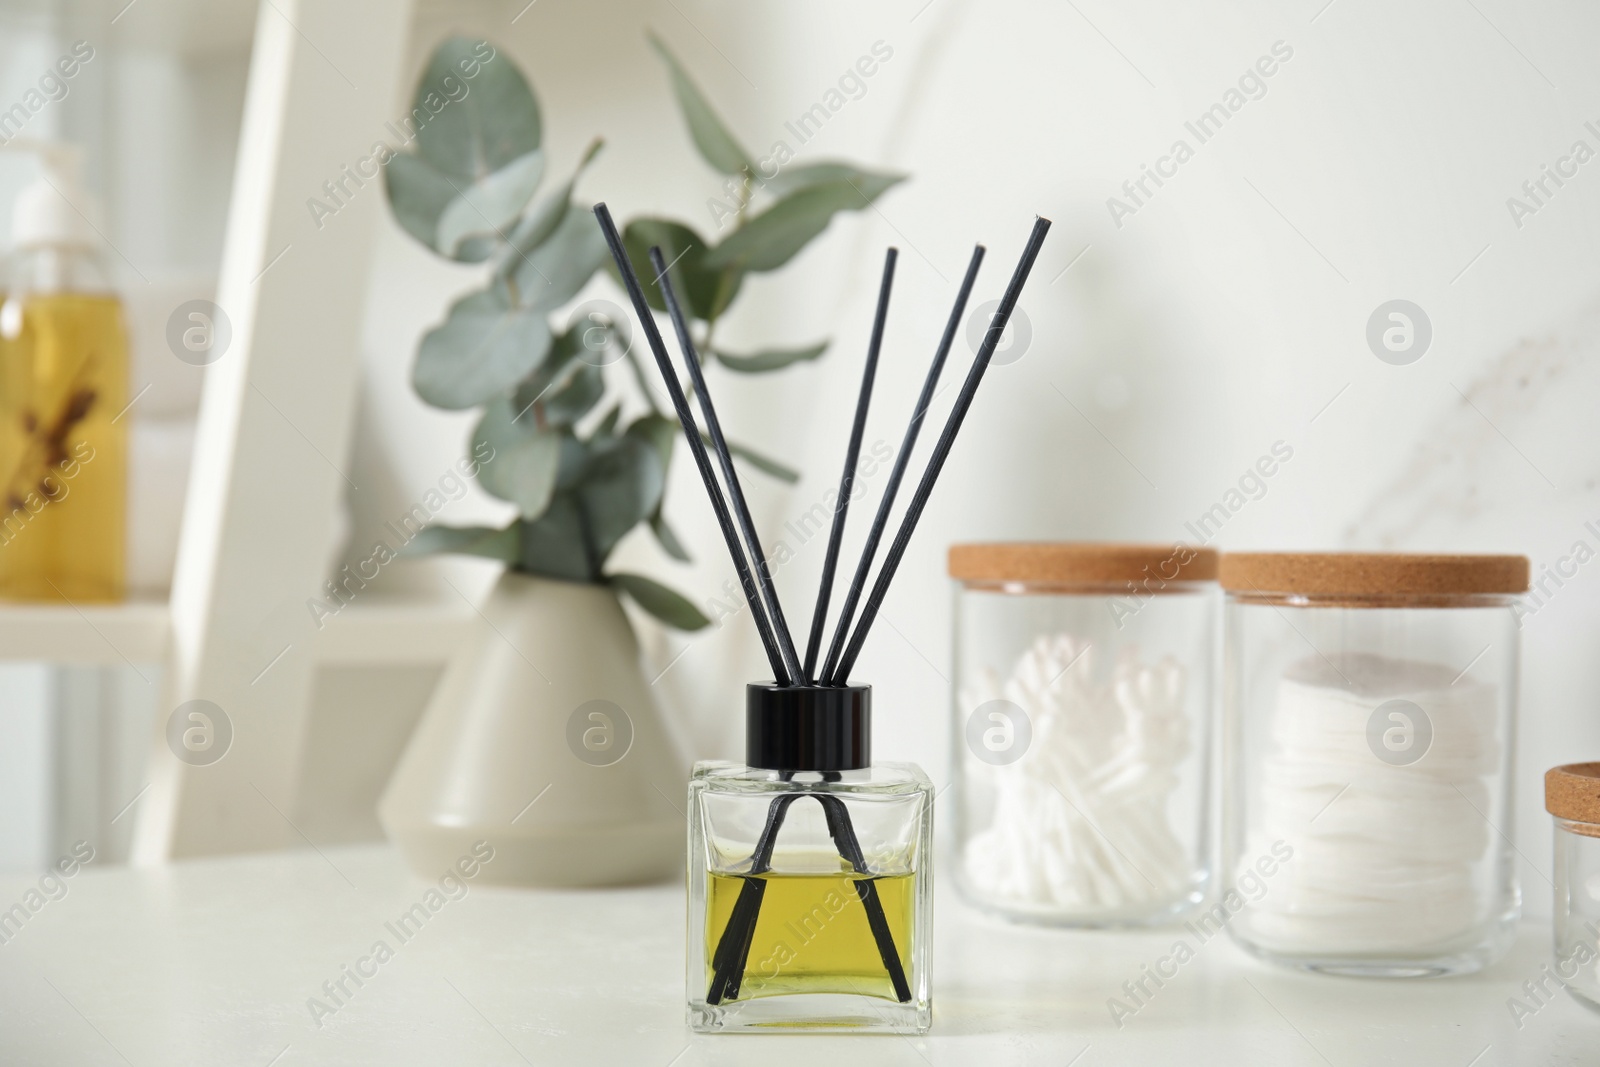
[379, 572, 686, 886]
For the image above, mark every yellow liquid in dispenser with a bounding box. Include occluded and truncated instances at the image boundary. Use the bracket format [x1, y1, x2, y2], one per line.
[705, 870, 916, 1001]
[0, 292, 127, 601]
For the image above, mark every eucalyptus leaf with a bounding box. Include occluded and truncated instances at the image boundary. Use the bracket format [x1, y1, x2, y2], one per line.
[503, 138, 604, 263]
[577, 435, 665, 564]
[646, 32, 751, 176]
[613, 217, 692, 314]
[699, 269, 743, 323]
[400, 523, 518, 562]
[471, 396, 562, 517]
[543, 362, 605, 426]
[761, 162, 905, 202]
[705, 179, 891, 272]
[436, 148, 545, 257]
[413, 38, 540, 181]
[594, 403, 622, 438]
[630, 417, 684, 565]
[385, 152, 458, 252]
[517, 493, 595, 580]
[452, 235, 501, 263]
[614, 217, 741, 320]
[649, 511, 691, 562]
[512, 202, 609, 310]
[712, 340, 827, 373]
[503, 195, 565, 264]
[506, 328, 599, 433]
[626, 413, 677, 474]
[514, 326, 584, 410]
[716, 435, 800, 483]
[610, 571, 711, 630]
[554, 433, 589, 490]
[559, 305, 634, 378]
[415, 288, 553, 410]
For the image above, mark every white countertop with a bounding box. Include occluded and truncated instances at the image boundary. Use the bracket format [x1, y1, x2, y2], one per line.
[0, 845, 1594, 1066]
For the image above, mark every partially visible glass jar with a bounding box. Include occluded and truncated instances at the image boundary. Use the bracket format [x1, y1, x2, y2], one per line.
[1547, 762, 1600, 1014]
[949, 542, 1217, 926]
[1222, 552, 1527, 977]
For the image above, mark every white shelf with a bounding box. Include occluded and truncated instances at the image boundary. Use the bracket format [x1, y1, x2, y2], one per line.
[0, 844, 1587, 1065]
[0, 598, 169, 665]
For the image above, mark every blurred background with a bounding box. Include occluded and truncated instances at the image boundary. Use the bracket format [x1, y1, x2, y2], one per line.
[1, 0, 1596, 922]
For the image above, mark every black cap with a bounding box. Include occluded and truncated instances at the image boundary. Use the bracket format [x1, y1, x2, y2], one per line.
[746, 683, 871, 772]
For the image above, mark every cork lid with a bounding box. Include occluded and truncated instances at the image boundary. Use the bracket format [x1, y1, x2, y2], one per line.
[1219, 553, 1529, 599]
[1546, 763, 1600, 832]
[948, 542, 1218, 587]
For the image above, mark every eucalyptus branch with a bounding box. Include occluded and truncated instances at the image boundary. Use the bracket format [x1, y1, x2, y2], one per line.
[383, 32, 900, 630]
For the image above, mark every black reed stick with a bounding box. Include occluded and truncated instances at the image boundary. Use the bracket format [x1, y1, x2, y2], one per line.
[648, 246, 805, 686]
[833, 216, 1051, 684]
[593, 203, 791, 684]
[801, 249, 897, 682]
[706, 793, 799, 1004]
[820, 246, 984, 685]
[818, 793, 911, 1002]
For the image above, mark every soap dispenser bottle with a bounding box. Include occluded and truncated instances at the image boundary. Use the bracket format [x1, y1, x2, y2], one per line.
[0, 141, 128, 601]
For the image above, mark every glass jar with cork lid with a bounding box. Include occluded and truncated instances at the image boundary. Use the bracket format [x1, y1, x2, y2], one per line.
[1220, 552, 1529, 977]
[1546, 762, 1600, 1014]
[949, 542, 1218, 926]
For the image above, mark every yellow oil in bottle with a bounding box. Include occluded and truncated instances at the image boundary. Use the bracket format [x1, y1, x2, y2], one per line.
[705, 869, 916, 1001]
[0, 291, 127, 601]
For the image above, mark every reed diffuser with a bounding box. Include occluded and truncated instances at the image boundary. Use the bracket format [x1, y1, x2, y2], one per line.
[595, 203, 1048, 1033]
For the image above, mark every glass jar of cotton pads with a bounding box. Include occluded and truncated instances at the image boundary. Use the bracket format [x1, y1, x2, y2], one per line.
[949, 542, 1217, 926]
[1546, 762, 1600, 1014]
[1220, 553, 1529, 977]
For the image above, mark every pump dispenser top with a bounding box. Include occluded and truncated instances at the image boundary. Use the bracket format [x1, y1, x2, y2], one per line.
[7, 139, 98, 251]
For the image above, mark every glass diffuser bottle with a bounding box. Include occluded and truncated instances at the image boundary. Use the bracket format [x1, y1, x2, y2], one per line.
[594, 200, 1049, 1038]
[689, 685, 933, 1032]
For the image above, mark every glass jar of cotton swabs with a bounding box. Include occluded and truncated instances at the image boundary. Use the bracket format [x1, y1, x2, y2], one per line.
[949, 543, 1218, 926]
[1221, 553, 1528, 977]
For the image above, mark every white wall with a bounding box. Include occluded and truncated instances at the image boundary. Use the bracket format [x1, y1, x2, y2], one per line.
[349, 0, 1600, 913]
[0, 666, 52, 871]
